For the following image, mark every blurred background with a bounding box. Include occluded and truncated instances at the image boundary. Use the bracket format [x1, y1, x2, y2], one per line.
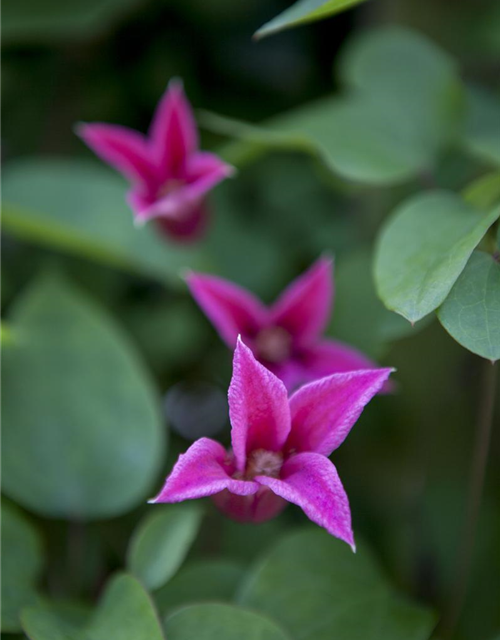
[2, 0, 500, 639]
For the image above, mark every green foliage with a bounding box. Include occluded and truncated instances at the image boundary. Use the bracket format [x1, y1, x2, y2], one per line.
[463, 171, 500, 210]
[127, 504, 203, 590]
[238, 528, 436, 640]
[254, 0, 368, 39]
[21, 573, 165, 639]
[203, 27, 463, 186]
[2, 273, 165, 519]
[164, 603, 290, 640]
[154, 559, 245, 617]
[1, 158, 211, 287]
[1, 503, 44, 632]
[438, 251, 500, 361]
[374, 191, 500, 323]
[462, 87, 500, 168]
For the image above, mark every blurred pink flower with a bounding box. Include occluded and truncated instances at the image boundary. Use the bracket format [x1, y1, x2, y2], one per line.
[76, 79, 234, 241]
[151, 338, 393, 548]
[187, 256, 385, 390]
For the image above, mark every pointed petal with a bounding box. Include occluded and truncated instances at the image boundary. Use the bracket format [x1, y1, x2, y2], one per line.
[185, 151, 236, 185]
[150, 438, 258, 503]
[155, 202, 209, 242]
[257, 452, 354, 548]
[286, 368, 394, 457]
[229, 338, 291, 472]
[149, 79, 198, 177]
[186, 273, 268, 347]
[76, 123, 156, 188]
[270, 257, 333, 344]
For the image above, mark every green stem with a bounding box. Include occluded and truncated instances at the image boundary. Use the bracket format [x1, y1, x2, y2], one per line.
[441, 361, 497, 639]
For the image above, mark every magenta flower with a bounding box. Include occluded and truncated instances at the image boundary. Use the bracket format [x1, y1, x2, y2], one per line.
[76, 79, 234, 241]
[187, 256, 382, 391]
[151, 338, 393, 548]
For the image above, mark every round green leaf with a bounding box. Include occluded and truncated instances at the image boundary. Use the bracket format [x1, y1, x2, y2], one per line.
[2, 273, 165, 519]
[375, 190, 500, 323]
[127, 504, 203, 591]
[438, 251, 500, 361]
[254, 0, 368, 40]
[238, 528, 435, 640]
[1, 503, 43, 632]
[155, 559, 245, 617]
[164, 603, 290, 640]
[1, 158, 211, 287]
[22, 574, 165, 640]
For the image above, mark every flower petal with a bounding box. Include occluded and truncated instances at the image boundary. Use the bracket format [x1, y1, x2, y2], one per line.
[150, 437, 258, 503]
[286, 368, 394, 457]
[229, 338, 291, 472]
[155, 202, 209, 242]
[302, 339, 380, 377]
[270, 257, 333, 345]
[256, 452, 354, 548]
[186, 274, 268, 347]
[149, 79, 198, 177]
[76, 123, 156, 188]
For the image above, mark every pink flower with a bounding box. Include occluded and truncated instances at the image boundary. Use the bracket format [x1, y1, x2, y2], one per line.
[151, 338, 393, 548]
[187, 256, 384, 391]
[76, 79, 234, 241]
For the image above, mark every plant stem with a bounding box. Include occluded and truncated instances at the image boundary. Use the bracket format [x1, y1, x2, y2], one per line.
[441, 361, 497, 639]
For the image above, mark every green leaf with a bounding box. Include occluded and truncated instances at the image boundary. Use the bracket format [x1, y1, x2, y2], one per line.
[154, 559, 245, 618]
[127, 504, 203, 591]
[329, 250, 433, 358]
[21, 574, 165, 640]
[462, 87, 500, 167]
[164, 603, 290, 640]
[463, 171, 500, 211]
[254, 0, 368, 40]
[1, 503, 43, 632]
[238, 528, 435, 640]
[1, 158, 211, 287]
[438, 251, 500, 361]
[374, 191, 500, 323]
[2, 0, 144, 45]
[2, 273, 165, 519]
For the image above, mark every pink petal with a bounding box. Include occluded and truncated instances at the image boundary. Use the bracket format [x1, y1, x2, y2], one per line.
[229, 338, 291, 472]
[76, 123, 156, 189]
[212, 487, 287, 523]
[185, 151, 235, 185]
[270, 257, 333, 345]
[149, 79, 198, 178]
[257, 452, 354, 548]
[286, 368, 394, 457]
[186, 274, 268, 348]
[150, 437, 258, 503]
[155, 202, 209, 243]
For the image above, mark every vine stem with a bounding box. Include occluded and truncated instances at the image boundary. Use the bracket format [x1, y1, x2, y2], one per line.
[441, 361, 497, 639]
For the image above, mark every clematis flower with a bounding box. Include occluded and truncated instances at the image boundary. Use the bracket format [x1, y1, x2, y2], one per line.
[151, 338, 393, 548]
[76, 79, 234, 241]
[187, 256, 383, 391]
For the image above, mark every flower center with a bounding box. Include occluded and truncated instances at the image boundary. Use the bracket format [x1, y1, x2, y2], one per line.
[245, 449, 283, 480]
[157, 178, 185, 199]
[254, 326, 292, 364]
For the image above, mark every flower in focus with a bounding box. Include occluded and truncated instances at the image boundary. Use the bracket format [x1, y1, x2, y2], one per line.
[151, 337, 393, 548]
[76, 79, 234, 241]
[187, 256, 385, 391]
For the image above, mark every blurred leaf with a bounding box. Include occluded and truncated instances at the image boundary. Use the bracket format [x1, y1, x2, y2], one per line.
[254, 0, 368, 40]
[329, 250, 433, 359]
[127, 504, 203, 591]
[22, 574, 165, 640]
[2, 273, 165, 519]
[374, 191, 500, 323]
[1, 159, 211, 287]
[462, 87, 500, 168]
[238, 528, 436, 640]
[437, 251, 500, 361]
[155, 559, 245, 617]
[164, 603, 289, 640]
[1, 503, 43, 632]
[204, 28, 462, 186]
[2, 0, 144, 45]
[463, 171, 500, 210]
